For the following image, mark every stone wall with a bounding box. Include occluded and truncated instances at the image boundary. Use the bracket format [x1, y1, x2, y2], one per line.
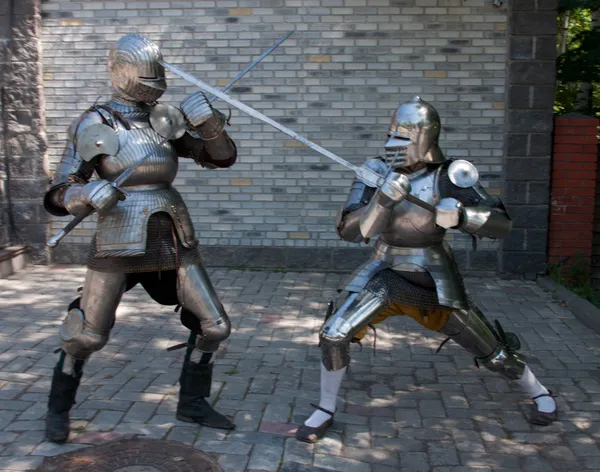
[41, 0, 509, 272]
[0, 3, 11, 248]
[0, 0, 48, 262]
[501, 0, 558, 278]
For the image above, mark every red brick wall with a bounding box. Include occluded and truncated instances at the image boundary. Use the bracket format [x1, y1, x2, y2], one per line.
[548, 115, 599, 267]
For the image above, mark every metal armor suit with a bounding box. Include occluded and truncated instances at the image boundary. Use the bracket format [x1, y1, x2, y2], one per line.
[296, 96, 557, 444]
[43, 34, 238, 443]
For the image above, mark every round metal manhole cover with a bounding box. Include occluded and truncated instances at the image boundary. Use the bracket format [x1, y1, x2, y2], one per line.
[35, 438, 223, 472]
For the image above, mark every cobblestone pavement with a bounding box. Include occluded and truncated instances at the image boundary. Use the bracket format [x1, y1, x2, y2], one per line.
[1, 266, 600, 472]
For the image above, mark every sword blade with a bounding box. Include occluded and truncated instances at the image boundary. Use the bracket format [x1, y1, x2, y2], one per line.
[160, 62, 436, 213]
[160, 60, 384, 185]
[47, 34, 295, 248]
[208, 31, 294, 103]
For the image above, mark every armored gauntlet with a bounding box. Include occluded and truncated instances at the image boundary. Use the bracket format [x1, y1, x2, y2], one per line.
[63, 180, 122, 216]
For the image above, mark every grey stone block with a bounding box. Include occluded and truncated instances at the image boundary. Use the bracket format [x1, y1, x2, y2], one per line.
[509, 62, 556, 87]
[532, 86, 556, 109]
[470, 250, 499, 271]
[505, 157, 550, 181]
[502, 182, 527, 204]
[508, 110, 554, 133]
[506, 135, 528, 157]
[510, 11, 558, 36]
[528, 182, 550, 204]
[530, 134, 553, 157]
[535, 36, 558, 61]
[508, 85, 530, 108]
[502, 229, 525, 252]
[503, 252, 546, 275]
[505, 205, 549, 229]
[509, 37, 533, 60]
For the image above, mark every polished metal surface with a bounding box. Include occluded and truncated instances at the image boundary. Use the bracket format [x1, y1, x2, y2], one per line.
[59, 308, 85, 342]
[342, 259, 390, 293]
[76, 123, 120, 162]
[435, 197, 462, 229]
[108, 34, 167, 103]
[95, 187, 196, 256]
[177, 264, 232, 352]
[320, 291, 386, 370]
[372, 240, 469, 309]
[61, 270, 127, 359]
[385, 96, 445, 167]
[448, 159, 479, 188]
[149, 103, 186, 139]
[380, 167, 445, 247]
[440, 307, 499, 359]
[180, 91, 213, 128]
[481, 346, 526, 380]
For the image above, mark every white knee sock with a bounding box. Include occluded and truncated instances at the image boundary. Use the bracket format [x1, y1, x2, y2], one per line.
[304, 363, 347, 427]
[518, 365, 556, 413]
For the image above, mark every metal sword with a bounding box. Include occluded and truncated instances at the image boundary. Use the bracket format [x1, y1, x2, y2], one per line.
[47, 31, 295, 248]
[159, 61, 436, 214]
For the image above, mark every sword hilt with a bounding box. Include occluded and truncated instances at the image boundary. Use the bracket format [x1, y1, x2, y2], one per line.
[47, 206, 94, 248]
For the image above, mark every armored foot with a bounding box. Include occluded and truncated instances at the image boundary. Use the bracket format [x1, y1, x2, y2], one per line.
[176, 360, 235, 430]
[45, 366, 82, 443]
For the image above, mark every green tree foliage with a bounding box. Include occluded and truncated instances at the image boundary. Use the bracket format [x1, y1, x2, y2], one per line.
[555, 0, 600, 116]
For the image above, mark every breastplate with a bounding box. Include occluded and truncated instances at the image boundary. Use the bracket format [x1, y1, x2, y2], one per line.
[90, 100, 196, 256]
[379, 167, 445, 247]
[94, 102, 178, 188]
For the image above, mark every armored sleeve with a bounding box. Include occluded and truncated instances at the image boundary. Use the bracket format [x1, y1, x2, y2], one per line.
[173, 108, 237, 169]
[437, 160, 512, 239]
[43, 111, 105, 217]
[335, 157, 386, 243]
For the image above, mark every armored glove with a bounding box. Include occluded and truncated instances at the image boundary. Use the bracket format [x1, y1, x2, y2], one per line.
[180, 92, 213, 128]
[64, 180, 123, 216]
[435, 197, 463, 229]
[376, 171, 412, 208]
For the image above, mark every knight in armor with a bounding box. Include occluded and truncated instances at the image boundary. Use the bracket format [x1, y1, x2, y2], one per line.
[295, 96, 557, 443]
[43, 34, 238, 443]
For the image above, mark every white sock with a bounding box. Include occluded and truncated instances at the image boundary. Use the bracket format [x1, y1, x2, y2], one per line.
[304, 363, 347, 428]
[190, 349, 213, 364]
[518, 365, 556, 413]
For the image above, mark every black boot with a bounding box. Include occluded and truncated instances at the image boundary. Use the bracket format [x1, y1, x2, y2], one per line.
[176, 360, 235, 430]
[45, 366, 82, 443]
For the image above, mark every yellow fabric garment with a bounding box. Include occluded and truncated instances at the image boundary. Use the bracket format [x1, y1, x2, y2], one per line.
[353, 303, 453, 341]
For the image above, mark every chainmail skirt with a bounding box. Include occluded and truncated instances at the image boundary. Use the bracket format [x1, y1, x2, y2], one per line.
[87, 212, 203, 273]
[364, 268, 441, 309]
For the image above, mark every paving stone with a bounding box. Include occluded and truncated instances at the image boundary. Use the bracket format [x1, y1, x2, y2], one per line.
[0, 268, 598, 470]
[248, 444, 285, 472]
[399, 452, 430, 472]
[314, 453, 372, 472]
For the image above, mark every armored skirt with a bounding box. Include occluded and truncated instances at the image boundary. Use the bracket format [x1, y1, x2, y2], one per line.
[87, 211, 203, 274]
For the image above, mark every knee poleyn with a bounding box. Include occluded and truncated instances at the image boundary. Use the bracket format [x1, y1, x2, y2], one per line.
[200, 316, 231, 343]
[320, 327, 352, 371]
[59, 308, 109, 359]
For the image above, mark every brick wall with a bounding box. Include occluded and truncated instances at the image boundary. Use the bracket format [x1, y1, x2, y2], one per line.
[549, 114, 599, 271]
[41, 0, 509, 271]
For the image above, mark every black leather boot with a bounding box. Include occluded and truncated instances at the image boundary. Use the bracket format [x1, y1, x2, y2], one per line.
[176, 360, 235, 430]
[45, 365, 82, 443]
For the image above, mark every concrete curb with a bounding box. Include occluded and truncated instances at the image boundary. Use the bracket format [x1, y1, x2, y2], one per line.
[537, 275, 600, 335]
